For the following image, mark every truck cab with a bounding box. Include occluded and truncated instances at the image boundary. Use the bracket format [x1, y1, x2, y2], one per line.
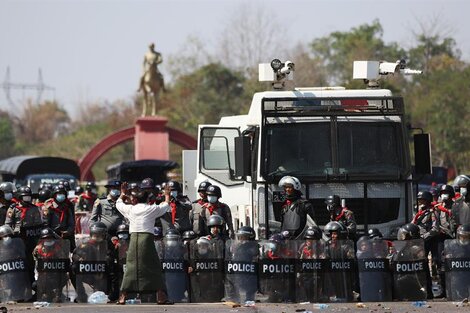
[185, 60, 430, 239]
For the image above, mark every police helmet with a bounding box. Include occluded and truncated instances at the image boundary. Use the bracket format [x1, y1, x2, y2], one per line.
[130, 188, 147, 202]
[140, 178, 155, 190]
[0, 182, 15, 193]
[75, 185, 84, 195]
[38, 189, 52, 202]
[439, 184, 455, 198]
[128, 182, 139, 190]
[325, 195, 341, 206]
[207, 214, 225, 227]
[89, 222, 108, 237]
[417, 190, 433, 203]
[153, 227, 163, 239]
[324, 221, 347, 239]
[278, 176, 302, 191]
[196, 236, 211, 246]
[52, 184, 67, 195]
[58, 180, 72, 191]
[269, 232, 286, 244]
[155, 184, 161, 193]
[17, 186, 32, 197]
[236, 226, 256, 240]
[85, 181, 97, 191]
[165, 228, 181, 240]
[40, 228, 59, 239]
[304, 226, 322, 240]
[206, 185, 222, 198]
[167, 181, 182, 192]
[429, 187, 438, 199]
[397, 223, 420, 240]
[182, 230, 197, 241]
[105, 180, 121, 189]
[453, 175, 470, 188]
[456, 224, 470, 244]
[357, 236, 372, 251]
[198, 181, 212, 192]
[367, 228, 383, 239]
[0, 225, 13, 238]
[116, 224, 129, 234]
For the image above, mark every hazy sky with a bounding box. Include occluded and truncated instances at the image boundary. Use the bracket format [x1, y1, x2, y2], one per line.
[1, 0, 467, 116]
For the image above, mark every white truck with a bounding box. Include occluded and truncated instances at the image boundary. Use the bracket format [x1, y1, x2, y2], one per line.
[183, 59, 431, 239]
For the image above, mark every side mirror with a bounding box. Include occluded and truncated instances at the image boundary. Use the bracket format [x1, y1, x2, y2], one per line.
[235, 136, 251, 177]
[414, 133, 432, 175]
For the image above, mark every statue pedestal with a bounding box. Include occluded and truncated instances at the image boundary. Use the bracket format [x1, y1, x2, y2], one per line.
[134, 116, 169, 160]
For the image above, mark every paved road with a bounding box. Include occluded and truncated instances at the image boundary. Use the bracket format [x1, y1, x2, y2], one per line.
[1, 301, 468, 313]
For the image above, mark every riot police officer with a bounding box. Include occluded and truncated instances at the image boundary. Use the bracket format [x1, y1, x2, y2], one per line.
[167, 181, 192, 233]
[201, 185, 234, 239]
[392, 223, 430, 300]
[5, 186, 43, 284]
[76, 181, 98, 212]
[326, 195, 356, 239]
[0, 182, 16, 226]
[72, 221, 109, 303]
[225, 226, 258, 304]
[0, 224, 32, 302]
[444, 224, 470, 300]
[278, 176, 315, 239]
[412, 190, 452, 297]
[454, 177, 470, 228]
[33, 228, 70, 302]
[323, 221, 355, 302]
[43, 185, 75, 250]
[207, 214, 228, 242]
[190, 181, 212, 235]
[90, 180, 125, 236]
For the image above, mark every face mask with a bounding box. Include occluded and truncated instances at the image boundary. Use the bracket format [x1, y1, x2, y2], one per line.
[109, 189, 120, 198]
[440, 194, 450, 202]
[4, 193, 13, 201]
[56, 194, 66, 203]
[91, 188, 97, 194]
[22, 196, 32, 203]
[44, 240, 55, 247]
[461, 188, 467, 196]
[207, 195, 218, 204]
[118, 233, 129, 240]
[170, 191, 178, 199]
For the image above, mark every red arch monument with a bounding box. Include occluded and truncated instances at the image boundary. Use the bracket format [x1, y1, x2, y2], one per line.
[78, 117, 197, 181]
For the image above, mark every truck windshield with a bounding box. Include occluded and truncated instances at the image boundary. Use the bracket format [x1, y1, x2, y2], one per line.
[266, 121, 404, 178]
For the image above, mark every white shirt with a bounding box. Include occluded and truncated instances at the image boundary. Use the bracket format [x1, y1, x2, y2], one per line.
[116, 198, 170, 234]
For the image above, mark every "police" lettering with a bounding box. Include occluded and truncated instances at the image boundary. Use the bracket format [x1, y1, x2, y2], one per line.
[162, 261, 184, 271]
[26, 228, 41, 237]
[331, 261, 351, 270]
[195, 262, 218, 270]
[396, 262, 423, 272]
[262, 264, 294, 273]
[300, 260, 322, 271]
[78, 263, 106, 273]
[227, 262, 256, 273]
[365, 261, 385, 269]
[0, 260, 25, 273]
[451, 260, 470, 269]
[41, 261, 65, 270]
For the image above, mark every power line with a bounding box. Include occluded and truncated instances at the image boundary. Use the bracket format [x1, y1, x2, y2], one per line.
[1, 67, 56, 107]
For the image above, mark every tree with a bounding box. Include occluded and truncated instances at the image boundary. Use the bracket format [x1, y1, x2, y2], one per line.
[16, 100, 70, 144]
[310, 20, 405, 86]
[0, 111, 16, 159]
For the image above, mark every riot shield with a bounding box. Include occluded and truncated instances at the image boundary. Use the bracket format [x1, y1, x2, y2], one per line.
[258, 240, 296, 303]
[444, 239, 470, 301]
[391, 239, 428, 301]
[324, 239, 356, 302]
[0, 238, 32, 302]
[72, 238, 108, 303]
[35, 239, 70, 302]
[356, 238, 392, 302]
[161, 237, 189, 302]
[189, 237, 224, 302]
[294, 239, 328, 303]
[224, 239, 258, 304]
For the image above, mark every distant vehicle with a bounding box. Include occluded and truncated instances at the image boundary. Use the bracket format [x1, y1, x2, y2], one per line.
[106, 159, 178, 184]
[413, 166, 448, 191]
[0, 155, 80, 193]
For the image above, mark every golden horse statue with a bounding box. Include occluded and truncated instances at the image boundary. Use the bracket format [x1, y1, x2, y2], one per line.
[138, 43, 165, 116]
